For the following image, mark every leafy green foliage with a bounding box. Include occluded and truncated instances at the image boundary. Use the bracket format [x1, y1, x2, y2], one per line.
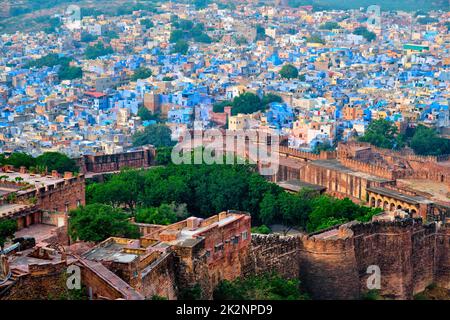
[261, 93, 283, 106]
[140, 19, 154, 29]
[85, 42, 114, 59]
[307, 196, 381, 232]
[212, 100, 233, 113]
[230, 92, 263, 115]
[155, 147, 173, 165]
[410, 125, 450, 156]
[358, 119, 402, 149]
[306, 35, 325, 44]
[319, 21, 341, 30]
[279, 64, 299, 79]
[135, 203, 187, 225]
[132, 124, 175, 148]
[251, 225, 271, 234]
[131, 67, 152, 81]
[353, 27, 376, 42]
[0, 219, 17, 250]
[1, 152, 77, 173]
[214, 273, 310, 300]
[3, 152, 36, 169]
[179, 283, 203, 300]
[172, 40, 189, 55]
[35, 152, 78, 173]
[58, 65, 82, 80]
[68, 204, 139, 242]
[137, 107, 160, 122]
[86, 162, 378, 233]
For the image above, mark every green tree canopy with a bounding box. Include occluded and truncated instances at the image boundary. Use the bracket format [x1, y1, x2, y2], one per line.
[353, 27, 376, 42]
[214, 273, 309, 300]
[69, 204, 139, 242]
[35, 152, 78, 173]
[319, 21, 341, 30]
[140, 18, 154, 29]
[410, 125, 450, 156]
[306, 35, 325, 44]
[262, 93, 283, 106]
[358, 119, 401, 149]
[0, 219, 17, 251]
[131, 67, 152, 81]
[132, 124, 175, 148]
[137, 106, 159, 122]
[279, 64, 299, 79]
[3, 152, 36, 169]
[231, 92, 263, 115]
[135, 203, 180, 225]
[172, 40, 189, 55]
[85, 42, 114, 59]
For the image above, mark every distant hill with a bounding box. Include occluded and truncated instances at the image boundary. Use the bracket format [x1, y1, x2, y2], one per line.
[287, 0, 448, 11]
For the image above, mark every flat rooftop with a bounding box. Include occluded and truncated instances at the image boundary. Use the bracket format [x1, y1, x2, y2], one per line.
[164, 213, 248, 246]
[0, 203, 32, 218]
[310, 159, 391, 183]
[397, 179, 450, 205]
[0, 172, 68, 190]
[83, 239, 140, 264]
[276, 179, 326, 193]
[367, 186, 432, 205]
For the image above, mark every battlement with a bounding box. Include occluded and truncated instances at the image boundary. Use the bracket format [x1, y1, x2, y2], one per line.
[278, 146, 337, 161]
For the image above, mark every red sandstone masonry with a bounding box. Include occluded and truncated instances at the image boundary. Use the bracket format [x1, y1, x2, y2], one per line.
[248, 219, 450, 300]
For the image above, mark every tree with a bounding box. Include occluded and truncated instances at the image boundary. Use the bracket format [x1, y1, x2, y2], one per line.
[172, 40, 189, 55]
[213, 273, 309, 300]
[155, 147, 173, 165]
[259, 193, 279, 226]
[132, 124, 175, 148]
[212, 100, 232, 113]
[306, 35, 325, 44]
[58, 65, 82, 80]
[4, 152, 36, 169]
[0, 219, 17, 251]
[135, 204, 178, 225]
[69, 204, 139, 242]
[279, 64, 299, 79]
[358, 119, 400, 149]
[85, 42, 113, 59]
[35, 152, 78, 173]
[353, 27, 376, 42]
[140, 19, 154, 29]
[231, 92, 263, 115]
[131, 67, 152, 81]
[319, 21, 341, 30]
[169, 29, 184, 43]
[137, 106, 159, 121]
[262, 93, 283, 106]
[410, 125, 450, 156]
[251, 225, 271, 234]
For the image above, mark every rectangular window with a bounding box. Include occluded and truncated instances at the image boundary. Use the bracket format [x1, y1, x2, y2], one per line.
[242, 231, 248, 240]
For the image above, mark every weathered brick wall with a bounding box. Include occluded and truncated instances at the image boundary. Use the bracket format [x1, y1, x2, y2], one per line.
[244, 220, 449, 300]
[1, 262, 69, 300]
[298, 234, 360, 300]
[434, 224, 450, 289]
[139, 252, 178, 299]
[77, 147, 156, 174]
[247, 234, 300, 279]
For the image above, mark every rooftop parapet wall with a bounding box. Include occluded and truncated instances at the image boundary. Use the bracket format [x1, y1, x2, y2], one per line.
[247, 219, 449, 300]
[339, 157, 404, 180]
[278, 146, 337, 161]
[340, 141, 449, 163]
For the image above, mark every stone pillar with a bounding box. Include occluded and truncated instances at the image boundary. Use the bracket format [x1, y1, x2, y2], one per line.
[0, 255, 10, 281]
